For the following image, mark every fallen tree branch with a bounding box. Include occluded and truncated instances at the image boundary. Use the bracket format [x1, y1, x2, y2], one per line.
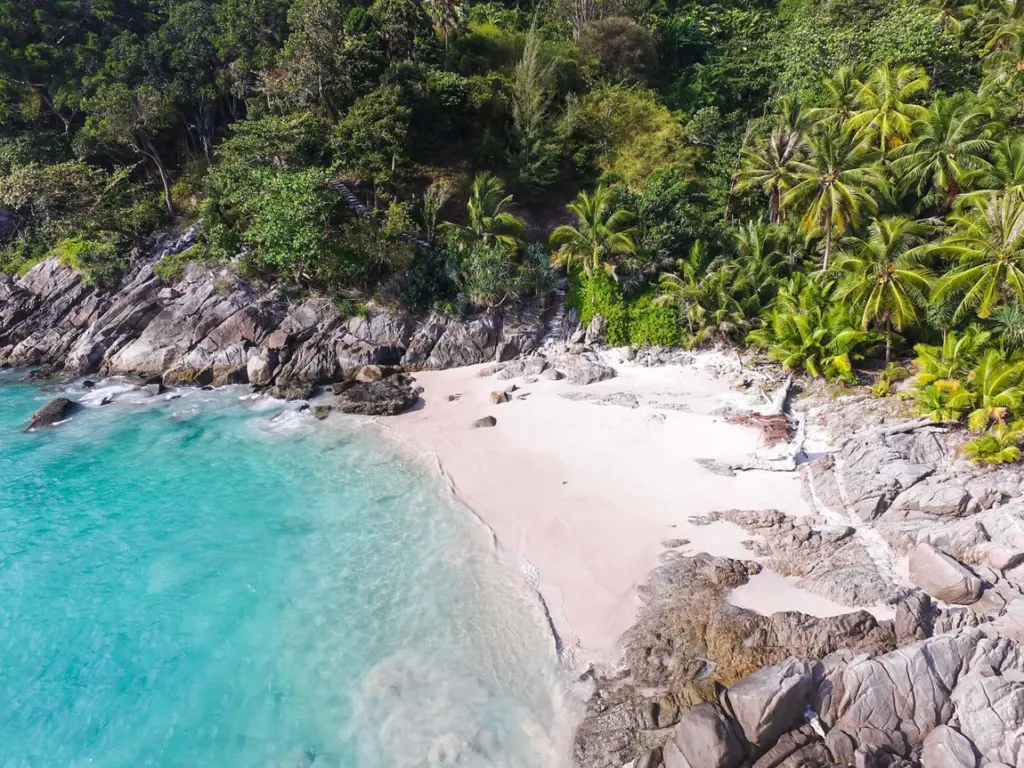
[756, 375, 794, 417]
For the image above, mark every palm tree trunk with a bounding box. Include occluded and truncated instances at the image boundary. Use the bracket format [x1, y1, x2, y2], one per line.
[885, 316, 892, 365]
[770, 185, 780, 224]
[823, 210, 833, 272]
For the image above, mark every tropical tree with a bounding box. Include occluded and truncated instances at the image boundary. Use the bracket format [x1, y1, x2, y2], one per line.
[424, 0, 464, 57]
[890, 93, 994, 210]
[933, 193, 1024, 320]
[656, 259, 751, 346]
[834, 217, 934, 362]
[550, 187, 637, 276]
[847, 63, 931, 156]
[446, 172, 525, 252]
[923, 0, 974, 37]
[980, 0, 1024, 65]
[959, 134, 1024, 206]
[734, 126, 806, 224]
[806, 66, 864, 129]
[784, 127, 887, 270]
[731, 219, 790, 311]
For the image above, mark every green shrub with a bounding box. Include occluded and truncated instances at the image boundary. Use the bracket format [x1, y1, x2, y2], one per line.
[570, 268, 680, 346]
[963, 422, 1024, 465]
[53, 236, 126, 288]
[153, 244, 220, 284]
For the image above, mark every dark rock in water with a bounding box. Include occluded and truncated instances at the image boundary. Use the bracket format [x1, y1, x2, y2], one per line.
[313, 405, 332, 420]
[99, 395, 112, 406]
[25, 397, 78, 430]
[270, 382, 318, 401]
[141, 375, 165, 396]
[472, 416, 497, 429]
[298, 404, 310, 413]
[24, 363, 60, 380]
[82, 380, 96, 390]
[334, 380, 419, 416]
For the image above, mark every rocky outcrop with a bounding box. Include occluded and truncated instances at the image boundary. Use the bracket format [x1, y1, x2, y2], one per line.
[606, 623, 1024, 768]
[24, 396, 78, 430]
[574, 553, 895, 768]
[0, 229, 550, 392]
[333, 378, 419, 416]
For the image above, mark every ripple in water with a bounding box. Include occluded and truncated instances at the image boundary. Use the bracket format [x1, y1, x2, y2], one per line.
[0, 373, 574, 767]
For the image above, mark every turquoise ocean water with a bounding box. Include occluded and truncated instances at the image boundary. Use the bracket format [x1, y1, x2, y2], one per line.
[0, 371, 571, 767]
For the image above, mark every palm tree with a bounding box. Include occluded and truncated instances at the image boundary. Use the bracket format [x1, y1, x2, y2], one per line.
[732, 219, 790, 307]
[933, 193, 1024, 320]
[734, 127, 806, 224]
[656, 261, 751, 346]
[784, 127, 888, 270]
[446, 172, 525, 252]
[550, 187, 637, 276]
[847, 63, 931, 156]
[424, 0, 465, 58]
[959, 134, 1024, 206]
[981, 0, 1024, 64]
[924, 0, 973, 37]
[890, 93, 994, 209]
[834, 217, 934, 362]
[806, 66, 864, 129]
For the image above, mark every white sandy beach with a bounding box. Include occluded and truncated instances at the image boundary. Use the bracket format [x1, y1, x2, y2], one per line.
[386, 352, 865, 664]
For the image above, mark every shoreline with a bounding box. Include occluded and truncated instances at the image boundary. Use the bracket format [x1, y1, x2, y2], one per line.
[381, 350, 890, 666]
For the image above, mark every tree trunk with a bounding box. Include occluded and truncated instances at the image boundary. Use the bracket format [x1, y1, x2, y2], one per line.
[770, 185, 780, 224]
[885, 316, 892, 365]
[136, 132, 174, 215]
[823, 210, 833, 271]
[32, 84, 72, 133]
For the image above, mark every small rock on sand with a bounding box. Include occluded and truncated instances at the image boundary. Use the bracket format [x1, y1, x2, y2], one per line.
[490, 391, 510, 404]
[472, 416, 497, 429]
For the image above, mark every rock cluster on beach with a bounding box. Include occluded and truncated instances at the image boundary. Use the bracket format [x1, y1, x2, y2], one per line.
[576, 387, 1024, 768]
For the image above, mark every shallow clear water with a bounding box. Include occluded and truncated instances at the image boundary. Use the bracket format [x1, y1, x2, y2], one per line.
[0, 372, 571, 767]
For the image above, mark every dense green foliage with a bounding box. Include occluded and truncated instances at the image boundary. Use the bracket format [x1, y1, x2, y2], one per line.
[12, 0, 1024, 458]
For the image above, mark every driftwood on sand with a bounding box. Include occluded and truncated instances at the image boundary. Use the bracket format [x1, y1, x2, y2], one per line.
[698, 376, 803, 475]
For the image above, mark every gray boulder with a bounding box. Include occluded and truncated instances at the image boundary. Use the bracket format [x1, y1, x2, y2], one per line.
[909, 543, 984, 605]
[921, 725, 980, 768]
[726, 658, 813, 749]
[471, 416, 497, 429]
[584, 313, 607, 346]
[25, 397, 78, 430]
[564, 354, 615, 386]
[663, 704, 746, 768]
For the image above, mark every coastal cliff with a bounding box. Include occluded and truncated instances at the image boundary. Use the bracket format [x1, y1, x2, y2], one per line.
[0, 229, 552, 389]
